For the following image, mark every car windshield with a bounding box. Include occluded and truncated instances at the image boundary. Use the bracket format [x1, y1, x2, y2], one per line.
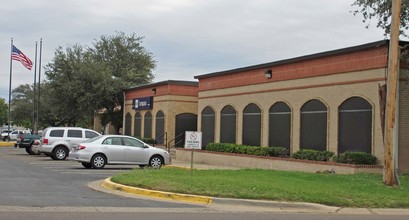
[83, 135, 104, 143]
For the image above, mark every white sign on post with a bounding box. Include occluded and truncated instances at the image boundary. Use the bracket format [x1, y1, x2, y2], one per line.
[184, 131, 202, 149]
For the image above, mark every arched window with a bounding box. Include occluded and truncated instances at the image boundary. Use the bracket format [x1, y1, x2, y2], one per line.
[124, 113, 132, 136]
[242, 103, 261, 146]
[155, 111, 165, 144]
[220, 105, 236, 144]
[144, 111, 152, 138]
[338, 97, 372, 154]
[269, 102, 291, 149]
[300, 99, 327, 151]
[201, 107, 215, 148]
[134, 112, 141, 137]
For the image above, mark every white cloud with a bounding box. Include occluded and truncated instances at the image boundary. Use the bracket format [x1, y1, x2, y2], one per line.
[0, 0, 405, 100]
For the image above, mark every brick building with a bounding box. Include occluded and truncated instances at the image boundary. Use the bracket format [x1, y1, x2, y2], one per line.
[123, 80, 198, 147]
[123, 40, 409, 173]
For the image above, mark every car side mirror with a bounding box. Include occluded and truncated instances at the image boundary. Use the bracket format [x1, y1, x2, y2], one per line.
[143, 144, 149, 148]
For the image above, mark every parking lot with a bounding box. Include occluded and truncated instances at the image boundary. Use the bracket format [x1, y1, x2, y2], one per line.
[0, 145, 199, 209]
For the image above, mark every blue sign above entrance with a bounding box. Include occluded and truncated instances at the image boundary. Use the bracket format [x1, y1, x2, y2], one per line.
[132, 97, 153, 110]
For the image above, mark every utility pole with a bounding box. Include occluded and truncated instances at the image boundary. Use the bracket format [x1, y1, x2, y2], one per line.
[384, 0, 401, 186]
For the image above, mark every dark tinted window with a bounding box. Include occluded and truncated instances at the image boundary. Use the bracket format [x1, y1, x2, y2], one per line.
[49, 129, 64, 137]
[220, 105, 236, 143]
[85, 130, 99, 139]
[125, 113, 132, 136]
[300, 99, 327, 151]
[144, 111, 152, 138]
[155, 111, 165, 144]
[269, 102, 291, 148]
[201, 106, 215, 148]
[67, 130, 82, 138]
[338, 97, 372, 154]
[134, 112, 141, 137]
[242, 103, 261, 146]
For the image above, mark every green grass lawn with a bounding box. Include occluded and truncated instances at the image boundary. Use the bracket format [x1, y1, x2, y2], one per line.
[111, 168, 409, 208]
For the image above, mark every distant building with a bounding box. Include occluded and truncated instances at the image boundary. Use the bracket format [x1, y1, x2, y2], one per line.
[123, 80, 198, 147]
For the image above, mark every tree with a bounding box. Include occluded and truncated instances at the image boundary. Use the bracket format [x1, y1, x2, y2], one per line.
[10, 84, 35, 129]
[45, 45, 89, 126]
[90, 32, 156, 133]
[44, 32, 156, 132]
[352, 0, 409, 36]
[0, 98, 8, 126]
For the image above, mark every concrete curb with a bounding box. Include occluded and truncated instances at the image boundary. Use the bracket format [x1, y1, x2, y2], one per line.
[102, 178, 213, 204]
[101, 177, 409, 215]
[0, 142, 15, 147]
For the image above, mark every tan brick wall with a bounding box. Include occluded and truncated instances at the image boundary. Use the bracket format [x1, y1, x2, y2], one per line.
[175, 149, 383, 174]
[399, 70, 409, 173]
[124, 95, 198, 143]
[198, 68, 387, 164]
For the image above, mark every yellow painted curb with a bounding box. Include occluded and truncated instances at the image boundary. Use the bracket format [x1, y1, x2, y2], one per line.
[102, 178, 213, 204]
[0, 142, 15, 147]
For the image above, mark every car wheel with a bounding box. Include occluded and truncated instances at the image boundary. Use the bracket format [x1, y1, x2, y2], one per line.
[53, 146, 68, 160]
[30, 144, 41, 155]
[82, 162, 92, 169]
[91, 154, 106, 169]
[25, 147, 31, 154]
[149, 155, 163, 169]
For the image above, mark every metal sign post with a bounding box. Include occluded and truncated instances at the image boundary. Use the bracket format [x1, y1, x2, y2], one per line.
[184, 131, 202, 176]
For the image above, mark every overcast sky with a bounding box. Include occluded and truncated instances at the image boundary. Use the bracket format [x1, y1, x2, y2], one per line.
[1, 0, 405, 101]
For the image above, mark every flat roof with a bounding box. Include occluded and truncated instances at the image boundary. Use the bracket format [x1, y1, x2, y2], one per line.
[194, 40, 406, 79]
[124, 80, 198, 92]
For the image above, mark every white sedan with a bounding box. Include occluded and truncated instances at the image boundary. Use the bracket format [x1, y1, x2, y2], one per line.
[69, 135, 171, 169]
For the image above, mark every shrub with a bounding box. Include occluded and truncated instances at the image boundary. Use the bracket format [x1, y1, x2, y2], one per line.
[268, 147, 290, 158]
[291, 149, 334, 162]
[335, 151, 378, 165]
[205, 143, 289, 158]
[136, 137, 156, 144]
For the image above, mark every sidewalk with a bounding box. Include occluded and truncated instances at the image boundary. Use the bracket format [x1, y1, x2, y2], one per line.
[96, 159, 409, 215]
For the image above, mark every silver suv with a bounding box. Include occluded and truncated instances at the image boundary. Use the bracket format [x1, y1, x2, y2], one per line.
[39, 127, 100, 160]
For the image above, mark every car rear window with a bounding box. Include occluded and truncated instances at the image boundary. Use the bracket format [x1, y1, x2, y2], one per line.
[83, 135, 104, 143]
[67, 129, 83, 138]
[85, 130, 99, 139]
[49, 129, 64, 137]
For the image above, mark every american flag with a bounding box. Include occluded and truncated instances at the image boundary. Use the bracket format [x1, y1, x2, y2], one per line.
[12, 45, 33, 70]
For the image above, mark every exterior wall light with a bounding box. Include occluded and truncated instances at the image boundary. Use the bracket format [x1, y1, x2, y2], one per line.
[265, 69, 272, 79]
[151, 88, 156, 94]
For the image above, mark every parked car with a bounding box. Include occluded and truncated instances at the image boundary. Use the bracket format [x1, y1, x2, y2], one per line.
[69, 135, 171, 169]
[16, 131, 43, 155]
[39, 127, 101, 160]
[1, 129, 12, 141]
[9, 130, 25, 141]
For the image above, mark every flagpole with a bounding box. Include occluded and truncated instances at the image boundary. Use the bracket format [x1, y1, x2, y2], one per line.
[8, 38, 13, 140]
[33, 42, 38, 134]
[36, 38, 42, 131]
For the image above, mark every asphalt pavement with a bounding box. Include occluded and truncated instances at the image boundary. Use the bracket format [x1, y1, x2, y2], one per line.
[2, 141, 409, 215]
